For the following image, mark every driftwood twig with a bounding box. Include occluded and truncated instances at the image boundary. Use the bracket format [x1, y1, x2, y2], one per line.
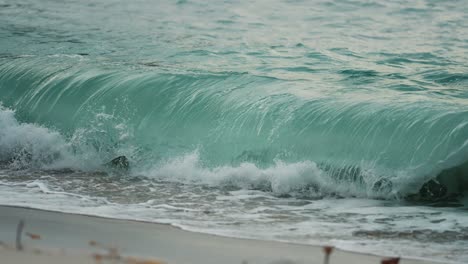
[16, 220, 24, 250]
[323, 246, 334, 264]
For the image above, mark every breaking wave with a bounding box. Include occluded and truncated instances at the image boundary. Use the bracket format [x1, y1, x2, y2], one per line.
[0, 56, 468, 201]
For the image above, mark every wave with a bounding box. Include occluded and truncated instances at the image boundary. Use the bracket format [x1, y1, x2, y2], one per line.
[0, 55, 468, 201]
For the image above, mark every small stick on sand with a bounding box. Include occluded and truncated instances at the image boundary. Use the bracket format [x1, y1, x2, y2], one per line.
[16, 220, 24, 251]
[323, 246, 334, 264]
[323, 246, 333, 264]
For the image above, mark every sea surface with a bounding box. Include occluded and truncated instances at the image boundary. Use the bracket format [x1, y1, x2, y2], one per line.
[1, 0, 468, 262]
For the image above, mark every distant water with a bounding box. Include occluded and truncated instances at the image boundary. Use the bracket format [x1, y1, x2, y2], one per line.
[1, 0, 468, 262]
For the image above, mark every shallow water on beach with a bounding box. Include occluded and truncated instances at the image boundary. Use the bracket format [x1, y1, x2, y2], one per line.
[1, 167, 468, 263]
[1, 0, 468, 262]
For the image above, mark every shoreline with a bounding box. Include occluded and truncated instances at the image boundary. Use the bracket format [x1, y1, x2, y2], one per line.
[0, 205, 440, 264]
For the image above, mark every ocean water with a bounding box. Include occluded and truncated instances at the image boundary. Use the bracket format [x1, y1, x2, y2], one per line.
[1, 0, 468, 262]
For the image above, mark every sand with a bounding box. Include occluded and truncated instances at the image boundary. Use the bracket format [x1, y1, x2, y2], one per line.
[0, 205, 438, 264]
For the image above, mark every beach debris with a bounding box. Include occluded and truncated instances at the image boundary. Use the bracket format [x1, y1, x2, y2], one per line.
[16, 220, 24, 251]
[92, 253, 104, 263]
[322, 246, 333, 264]
[89, 240, 123, 262]
[25, 232, 41, 240]
[89, 244, 164, 264]
[381, 257, 400, 264]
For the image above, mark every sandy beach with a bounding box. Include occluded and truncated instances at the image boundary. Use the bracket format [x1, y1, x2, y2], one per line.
[0, 205, 439, 264]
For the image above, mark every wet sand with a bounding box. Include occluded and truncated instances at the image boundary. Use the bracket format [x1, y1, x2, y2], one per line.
[0, 205, 438, 264]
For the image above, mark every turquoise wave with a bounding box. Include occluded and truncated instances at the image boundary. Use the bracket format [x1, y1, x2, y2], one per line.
[1, 55, 468, 199]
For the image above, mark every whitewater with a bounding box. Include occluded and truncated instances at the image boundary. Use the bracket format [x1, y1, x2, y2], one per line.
[1, 0, 468, 262]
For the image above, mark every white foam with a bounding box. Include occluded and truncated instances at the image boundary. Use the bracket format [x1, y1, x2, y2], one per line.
[0, 106, 76, 168]
[136, 151, 339, 196]
[0, 106, 133, 171]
